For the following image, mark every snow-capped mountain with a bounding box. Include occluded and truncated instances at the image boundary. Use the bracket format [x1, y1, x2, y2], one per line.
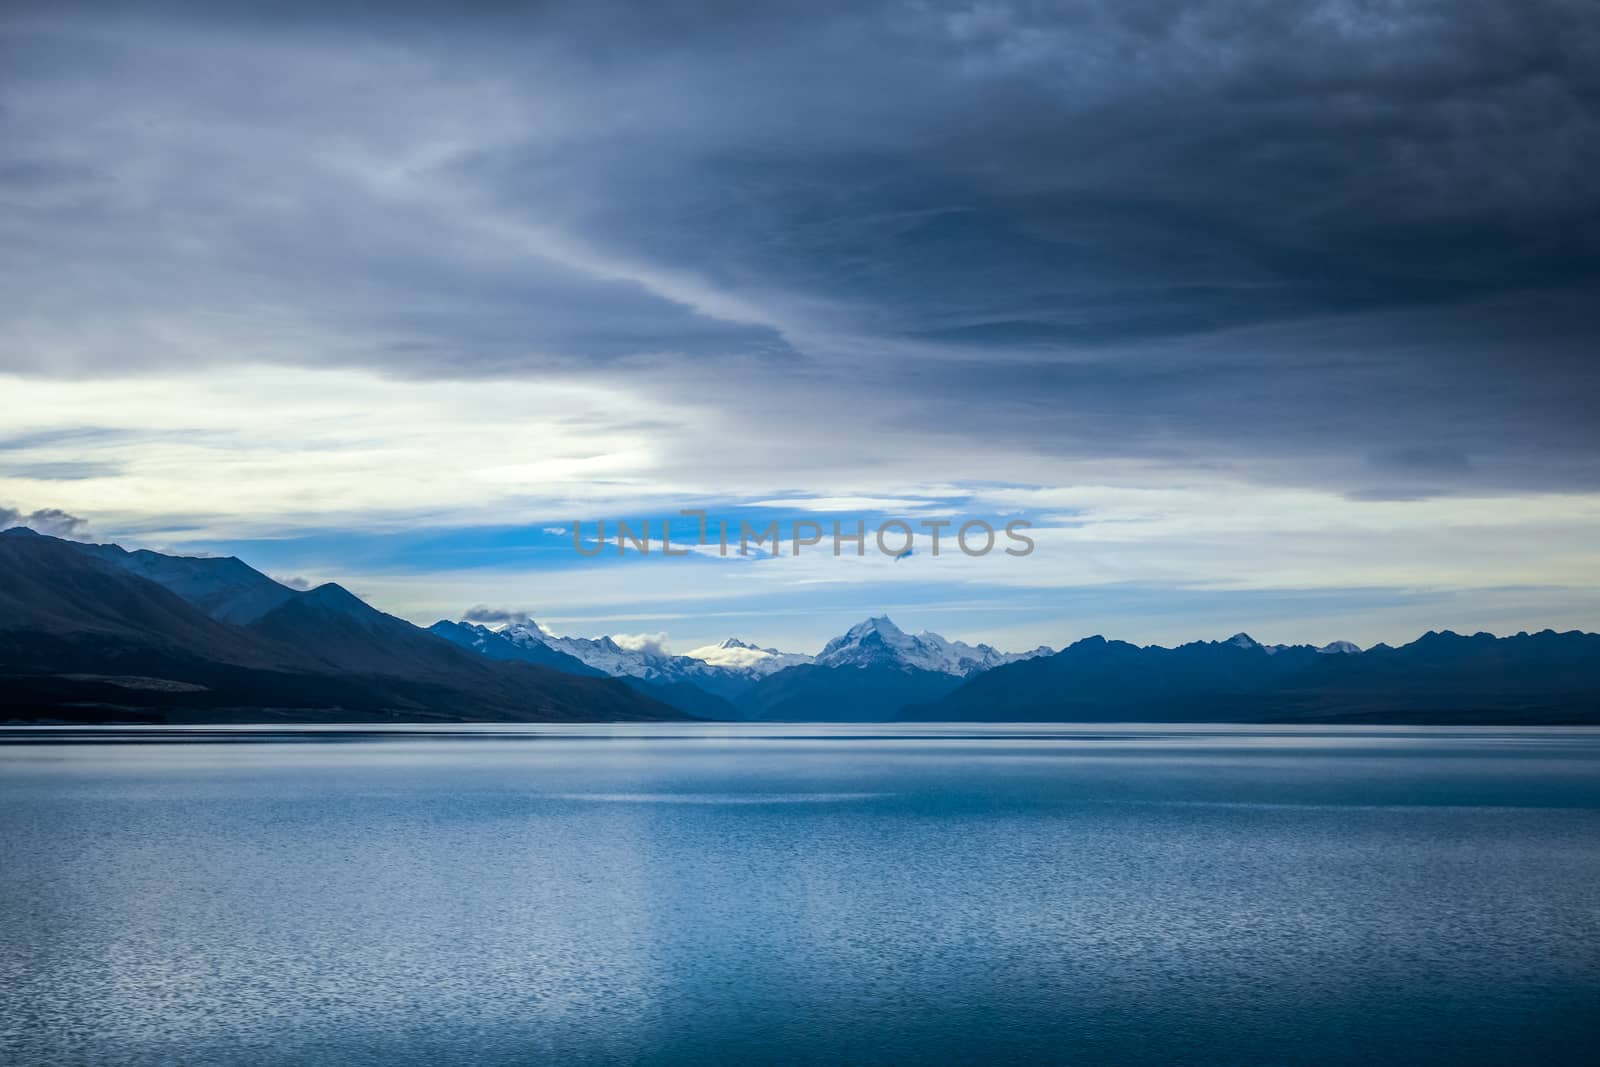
[488, 621, 700, 681]
[814, 616, 1054, 676]
[1224, 632, 1361, 656]
[445, 615, 1353, 697]
[439, 620, 805, 699]
[681, 637, 814, 678]
[437, 615, 1051, 696]
[13, 525, 1597, 726]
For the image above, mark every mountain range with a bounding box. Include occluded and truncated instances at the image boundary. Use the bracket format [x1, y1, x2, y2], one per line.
[3, 527, 1597, 724]
[907, 630, 1600, 724]
[429, 614, 1052, 721]
[0, 528, 679, 723]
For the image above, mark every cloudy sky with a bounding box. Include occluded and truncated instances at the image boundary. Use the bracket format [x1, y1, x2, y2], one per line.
[2, 0, 1597, 653]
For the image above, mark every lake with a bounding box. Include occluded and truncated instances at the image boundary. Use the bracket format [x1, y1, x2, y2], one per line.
[3, 724, 1599, 1065]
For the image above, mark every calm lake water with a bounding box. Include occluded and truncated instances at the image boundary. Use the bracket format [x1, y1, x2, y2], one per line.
[3, 724, 1599, 1065]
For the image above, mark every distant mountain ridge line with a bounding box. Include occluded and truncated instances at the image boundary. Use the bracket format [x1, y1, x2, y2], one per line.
[442, 610, 1600, 723]
[2, 526, 1597, 725]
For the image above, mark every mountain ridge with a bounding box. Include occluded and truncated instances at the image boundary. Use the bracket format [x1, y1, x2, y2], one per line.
[812, 615, 1053, 675]
[908, 627, 1600, 724]
[4, 527, 1597, 725]
[0, 529, 683, 724]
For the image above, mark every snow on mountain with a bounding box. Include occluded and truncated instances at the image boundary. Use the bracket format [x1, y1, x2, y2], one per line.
[448, 615, 1048, 686]
[1225, 632, 1293, 654]
[494, 622, 668, 680]
[814, 616, 1054, 676]
[1224, 633, 1361, 655]
[681, 637, 814, 677]
[467, 621, 792, 691]
[449, 612, 1367, 694]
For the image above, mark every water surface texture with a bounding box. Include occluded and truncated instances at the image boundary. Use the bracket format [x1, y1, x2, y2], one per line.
[3, 724, 1599, 1065]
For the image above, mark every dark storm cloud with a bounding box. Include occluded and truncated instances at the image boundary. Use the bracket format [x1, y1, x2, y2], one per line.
[462, 605, 533, 625]
[1, 0, 1596, 492]
[451, 0, 1599, 331]
[877, 289, 1600, 492]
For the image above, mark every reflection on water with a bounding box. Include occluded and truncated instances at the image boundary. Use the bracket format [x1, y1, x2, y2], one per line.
[3, 724, 1599, 1065]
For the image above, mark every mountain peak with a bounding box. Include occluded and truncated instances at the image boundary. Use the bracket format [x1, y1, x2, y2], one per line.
[845, 615, 904, 638]
[818, 616, 1046, 676]
[1225, 632, 1261, 650]
[1, 526, 42, 537]
[499, 618, 550, 637]
[299, 582, 369, 612]
[681, 638, 814, 678]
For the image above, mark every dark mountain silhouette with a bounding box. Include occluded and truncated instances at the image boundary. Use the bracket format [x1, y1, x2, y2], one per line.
[251, 582, 490, 680]
[72, 540, 298, 624]
[0, 530, 294, 669]
[622, 678, 739, 720]
[908, 630, 1600, 724]
[0, 529, 682, 724]
[738, 663, 965, 722]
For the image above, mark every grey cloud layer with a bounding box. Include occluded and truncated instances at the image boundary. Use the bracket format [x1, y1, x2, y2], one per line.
[0, 505, 89, 536]
[2, 1, 1596, 494]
